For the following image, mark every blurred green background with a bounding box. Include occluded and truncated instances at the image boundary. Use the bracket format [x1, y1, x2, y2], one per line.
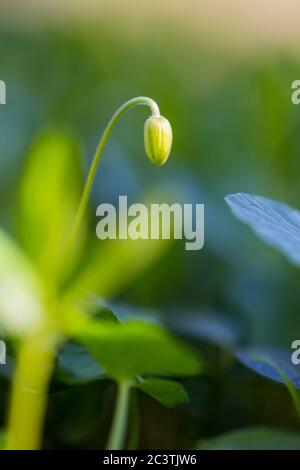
[1, 0, 300, 449]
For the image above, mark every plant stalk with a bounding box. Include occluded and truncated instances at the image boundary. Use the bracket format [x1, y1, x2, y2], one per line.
[106, 381, 131, 450]
[7, 327, 57, 450]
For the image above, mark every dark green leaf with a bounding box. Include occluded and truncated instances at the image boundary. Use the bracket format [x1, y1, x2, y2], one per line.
[136, 378, 189, 408]
[85, 301, 119, 324]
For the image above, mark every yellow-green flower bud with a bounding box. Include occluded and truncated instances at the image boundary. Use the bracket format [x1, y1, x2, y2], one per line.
[144, 116, 173, 166]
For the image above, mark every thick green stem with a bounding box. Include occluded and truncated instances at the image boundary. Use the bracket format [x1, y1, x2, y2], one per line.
[7, 327, 57, 450]
[68, 97, 160, 250]
[106, 381, 131, 450]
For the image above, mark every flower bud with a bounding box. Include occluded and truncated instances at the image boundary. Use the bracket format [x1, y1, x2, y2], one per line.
[144, 116, 173, 166]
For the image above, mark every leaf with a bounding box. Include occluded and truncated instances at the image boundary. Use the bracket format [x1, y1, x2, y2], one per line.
[56, 303, 120, 385]
[197, 427, 300, 450]
[84, 301, 119, 324]
[76, 320, 202, 381]
[0, 227, 45, 336]
[56, 342, 104, 385]
[104, 301, 161, 324]
[235, 347, 300, 390]
[225, 193, 300, 265]
[136, 378, 189, 408]
[17, 130, 83, 282]
[168, 310, 242, 349]
[251, 355, 300, 419]
[236, 347, 300, 418]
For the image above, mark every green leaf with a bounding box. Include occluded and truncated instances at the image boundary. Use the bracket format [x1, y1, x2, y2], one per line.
[85, 301, 119, 324]
[76, 320, 202, 381]
[225, 193, 300, 265]
[0, 227, 45, 336]
[136, 378, 189, 408]
[17, 130, 83, 282]
[99, 301, 160, 324]
[197, 427, 300, 450]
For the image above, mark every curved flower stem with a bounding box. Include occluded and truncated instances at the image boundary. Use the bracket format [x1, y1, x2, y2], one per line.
[68, 97, 160, 251]
[106, 381, 131, 450]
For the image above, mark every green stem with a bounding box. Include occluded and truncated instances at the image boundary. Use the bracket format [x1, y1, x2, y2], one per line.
[7, 327, 57, 450]
[106, 381, 131, 450]
[68, 96, 160, 250]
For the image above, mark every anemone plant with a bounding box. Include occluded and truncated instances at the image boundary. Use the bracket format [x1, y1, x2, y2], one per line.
[0, 97, 202, 450]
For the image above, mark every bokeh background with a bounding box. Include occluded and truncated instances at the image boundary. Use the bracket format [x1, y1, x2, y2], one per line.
[1, 0, 300, 449]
